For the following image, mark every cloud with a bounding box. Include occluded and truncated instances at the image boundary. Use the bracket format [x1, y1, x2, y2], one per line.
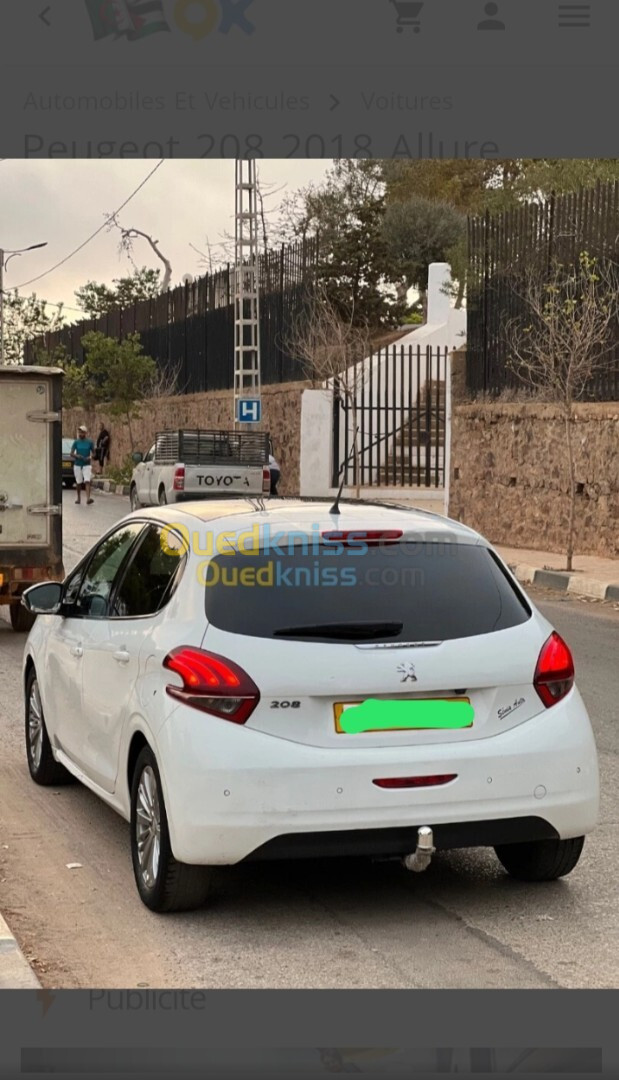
[1, 159, 329, 313]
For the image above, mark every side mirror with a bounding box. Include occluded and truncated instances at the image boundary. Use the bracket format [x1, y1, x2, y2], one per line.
[132, 452, 143, 465]
[22, 582, 63, 615]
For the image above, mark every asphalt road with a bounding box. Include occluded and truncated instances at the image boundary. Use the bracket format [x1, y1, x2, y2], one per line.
[0, 491, 617, 989]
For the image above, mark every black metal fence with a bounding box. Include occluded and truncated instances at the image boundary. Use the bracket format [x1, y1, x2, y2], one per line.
[467, 182, 619, 399]
[333, 345, 448, 490]
[28, 238, 318, 393]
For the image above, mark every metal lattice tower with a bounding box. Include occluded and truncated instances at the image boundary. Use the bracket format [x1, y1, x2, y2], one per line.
[234, 159, 262, 425]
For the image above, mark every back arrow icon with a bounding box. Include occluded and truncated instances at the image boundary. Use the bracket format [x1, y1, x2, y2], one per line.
[39, 6, 51, 26]
[329, 95, 340, 111]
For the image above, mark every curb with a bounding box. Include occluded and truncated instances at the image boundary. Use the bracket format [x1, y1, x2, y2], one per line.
[92, 479, 130, 498]
[507, 563, 619, 602]
[0, 913, 40, 989]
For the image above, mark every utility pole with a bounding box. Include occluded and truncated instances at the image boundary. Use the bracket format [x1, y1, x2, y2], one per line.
[233, 159, 262, 428]
[0, 242, 48, 365]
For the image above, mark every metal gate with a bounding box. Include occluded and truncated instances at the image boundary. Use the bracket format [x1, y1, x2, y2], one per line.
[331, 345, 449, 489]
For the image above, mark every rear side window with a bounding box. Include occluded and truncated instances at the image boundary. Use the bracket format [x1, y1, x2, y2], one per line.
[202, 543, 530, 642]
[111, 525, 186, 618]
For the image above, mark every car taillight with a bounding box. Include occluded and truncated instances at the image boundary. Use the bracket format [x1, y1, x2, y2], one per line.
[534, 632, 575, 708]
[163, 647, 260, 724]
[173, 466, 185, 491]
[262, 466, 271, 494]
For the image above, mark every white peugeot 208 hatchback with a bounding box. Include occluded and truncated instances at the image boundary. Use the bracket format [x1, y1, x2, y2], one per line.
[22, 500, 599, 912]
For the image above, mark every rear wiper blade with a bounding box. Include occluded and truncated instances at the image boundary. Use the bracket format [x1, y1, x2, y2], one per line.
[273, 621, 403, 640]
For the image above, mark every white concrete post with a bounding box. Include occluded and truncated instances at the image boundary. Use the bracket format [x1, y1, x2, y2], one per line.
[426, 262, 452, 325]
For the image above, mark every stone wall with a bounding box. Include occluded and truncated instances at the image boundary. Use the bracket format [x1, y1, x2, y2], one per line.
[64, 381, 310, 496]
[449, 400, 619, 557]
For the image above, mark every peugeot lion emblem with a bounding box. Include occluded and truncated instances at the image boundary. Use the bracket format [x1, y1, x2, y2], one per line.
[397, 662, 417, 683]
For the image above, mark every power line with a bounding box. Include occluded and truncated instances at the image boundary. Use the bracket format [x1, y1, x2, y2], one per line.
[14, 160, 165, 289]
[0, 287, 85, 314]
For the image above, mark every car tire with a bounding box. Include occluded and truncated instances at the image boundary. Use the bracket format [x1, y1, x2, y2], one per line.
[158, 487, 167, 506]
[129, 485, 142, 511]
[25, 669, 73, 786]
[130, 746, 212, 913]
[10, 600, 36, 634]
[494, 836, 585, 882]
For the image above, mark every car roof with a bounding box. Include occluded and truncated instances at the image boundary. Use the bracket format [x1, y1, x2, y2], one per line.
[132, 499, 485, 546]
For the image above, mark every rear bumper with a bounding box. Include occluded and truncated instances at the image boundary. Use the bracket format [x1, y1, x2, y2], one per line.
[172, 491, 263, 503]
[156, 689, 599, 866]
[247, 817, 560, 862]
[0, 563, 62, 600]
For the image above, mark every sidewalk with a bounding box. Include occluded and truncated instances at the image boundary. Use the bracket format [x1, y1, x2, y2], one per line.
[496, 545, 619, 602]
[92, 477, 130, 497]
[0, 913, 40, 989]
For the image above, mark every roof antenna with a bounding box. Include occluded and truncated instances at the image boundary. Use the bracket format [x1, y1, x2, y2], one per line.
[329, 427, 359, 516]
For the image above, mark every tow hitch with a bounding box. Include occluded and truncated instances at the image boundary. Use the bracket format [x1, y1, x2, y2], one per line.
[403, 826, 435, 873]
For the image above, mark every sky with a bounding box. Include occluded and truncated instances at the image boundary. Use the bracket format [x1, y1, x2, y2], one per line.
[0, 160, 331, 321]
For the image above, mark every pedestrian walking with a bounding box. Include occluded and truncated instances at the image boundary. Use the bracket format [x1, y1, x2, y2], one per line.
[95, 423, 111, 474]
[71, 424, 95, 505]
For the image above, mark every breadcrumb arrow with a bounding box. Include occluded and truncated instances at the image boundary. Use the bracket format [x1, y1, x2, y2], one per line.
[329, 95, 340, 111]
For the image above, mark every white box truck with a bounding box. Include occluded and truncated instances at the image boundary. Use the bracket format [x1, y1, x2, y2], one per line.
[0, 366, 64, 632]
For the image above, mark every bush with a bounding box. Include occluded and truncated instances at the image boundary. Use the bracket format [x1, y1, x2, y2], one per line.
[105, 455, 135, 485]
[402, 311, 424, 326]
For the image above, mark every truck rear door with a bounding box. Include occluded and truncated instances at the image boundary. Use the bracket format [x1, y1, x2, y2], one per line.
[0, 375, 55, 551]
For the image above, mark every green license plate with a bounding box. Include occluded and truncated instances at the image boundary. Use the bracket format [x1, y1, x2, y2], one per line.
[334, 698, 473, 734]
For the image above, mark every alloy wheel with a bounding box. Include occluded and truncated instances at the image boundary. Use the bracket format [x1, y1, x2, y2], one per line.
[28, 680, 44, 771]
[135, 766, 161, 889]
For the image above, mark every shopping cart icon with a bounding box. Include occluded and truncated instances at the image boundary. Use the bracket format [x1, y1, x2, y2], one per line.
[390, 0, 424, 32]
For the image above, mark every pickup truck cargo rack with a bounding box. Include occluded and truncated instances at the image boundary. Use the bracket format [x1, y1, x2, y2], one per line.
[154, 430, 269, 467]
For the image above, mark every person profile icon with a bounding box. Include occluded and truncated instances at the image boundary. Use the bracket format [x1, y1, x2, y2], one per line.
[477, 2, 506, 30]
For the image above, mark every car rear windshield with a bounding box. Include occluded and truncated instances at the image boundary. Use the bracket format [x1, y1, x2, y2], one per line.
[202, 543, 531, 642]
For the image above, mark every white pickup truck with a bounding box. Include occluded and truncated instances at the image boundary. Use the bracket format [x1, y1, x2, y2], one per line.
[129, 429, 271, 508]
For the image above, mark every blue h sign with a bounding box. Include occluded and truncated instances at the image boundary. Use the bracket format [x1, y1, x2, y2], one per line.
[237, 398, 262, 424]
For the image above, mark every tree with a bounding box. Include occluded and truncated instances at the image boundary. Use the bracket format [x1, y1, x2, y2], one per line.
[80, 332, 157, 451]
[381, 197, 466, 317]
[1, 291, 64, 365]
[63, 359, 102, 413]
[381, 159, 494, 214]
[485, 159, 619, 211]
[284, 282, 371, 497]
[75, 267, 162, 317]
[380, 161, 494, 306]
[507, 252, 619, 571]
[31, 340, 70, 370]
[381, 158, 619, 214]
[109, 215, 173, 292]
[289, 160, 400, 327]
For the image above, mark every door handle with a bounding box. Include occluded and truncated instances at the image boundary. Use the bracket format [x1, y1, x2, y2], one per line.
[70, 646, 83, 658]
[113, 649, 131, 665]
